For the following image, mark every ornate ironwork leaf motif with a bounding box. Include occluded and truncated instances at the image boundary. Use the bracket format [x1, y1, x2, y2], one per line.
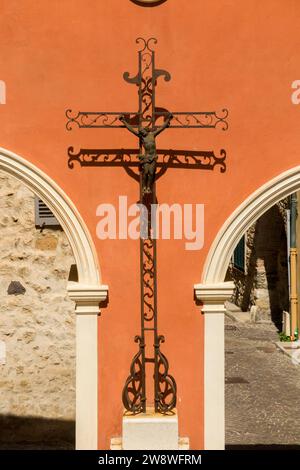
[66, 37, 228, 415]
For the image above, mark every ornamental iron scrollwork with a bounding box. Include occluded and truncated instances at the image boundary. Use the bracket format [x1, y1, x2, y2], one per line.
[155, 109, 228, 130]
[155, 336, 177, 413]
[66, 37, 228, 415]
[142, 238, 155, 322]
[66, 109, 228, 131]
[122, 336, 145, 414]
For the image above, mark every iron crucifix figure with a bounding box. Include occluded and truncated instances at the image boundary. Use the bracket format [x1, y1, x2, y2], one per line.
[119, 113, 173, 194]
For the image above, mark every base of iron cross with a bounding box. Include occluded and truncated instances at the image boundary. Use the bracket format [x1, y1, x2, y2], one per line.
[110, 408, 190, 451]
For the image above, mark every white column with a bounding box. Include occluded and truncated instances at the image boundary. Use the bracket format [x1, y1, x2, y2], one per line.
[194, 282, 234, 450]
[67, 282, 108, 450]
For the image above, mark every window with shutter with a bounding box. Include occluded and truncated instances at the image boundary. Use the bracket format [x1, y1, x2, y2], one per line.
[34, 196, 60, 227]
[233, 236, 245, 272]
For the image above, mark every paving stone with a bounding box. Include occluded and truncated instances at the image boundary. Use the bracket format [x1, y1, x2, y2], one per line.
[225, 316, 300, 447]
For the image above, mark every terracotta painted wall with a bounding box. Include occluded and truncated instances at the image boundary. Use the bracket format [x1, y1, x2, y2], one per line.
[1, 0, 300, 449]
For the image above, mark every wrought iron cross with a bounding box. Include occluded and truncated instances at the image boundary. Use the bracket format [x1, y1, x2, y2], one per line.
[66, 37, 228, 415]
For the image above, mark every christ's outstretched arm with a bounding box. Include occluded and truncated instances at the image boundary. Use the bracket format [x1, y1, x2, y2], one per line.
[119, 115, 140, 138]
[153, 113, 173, 137]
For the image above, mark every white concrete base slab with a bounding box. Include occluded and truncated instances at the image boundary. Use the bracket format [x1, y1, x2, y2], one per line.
[110, 437, 190, 451]
[110, 408, 189, 450]
[123, 408, 178, 450]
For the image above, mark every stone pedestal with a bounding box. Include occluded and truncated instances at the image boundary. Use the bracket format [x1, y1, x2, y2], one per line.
[110, 408, 189, 450]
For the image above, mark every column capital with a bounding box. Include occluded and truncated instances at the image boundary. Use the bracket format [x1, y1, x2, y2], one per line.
[194, 281, 234, 313]
[67, 281, 109, 315]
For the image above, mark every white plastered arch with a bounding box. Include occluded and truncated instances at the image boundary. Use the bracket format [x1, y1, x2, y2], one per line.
[202, 166, 300, 284]
[0, 147, 100, 285]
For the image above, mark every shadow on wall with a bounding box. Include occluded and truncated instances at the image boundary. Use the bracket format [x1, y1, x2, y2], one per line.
[0, 414, 75, 450]
[228, 204, 289, 330]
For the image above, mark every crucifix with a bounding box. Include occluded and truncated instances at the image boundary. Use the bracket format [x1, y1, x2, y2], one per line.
[119, 113, 173, 195]
[66, 37, 228, 414]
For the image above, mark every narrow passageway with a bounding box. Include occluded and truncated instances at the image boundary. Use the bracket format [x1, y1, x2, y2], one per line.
[225, 316, 300, 449]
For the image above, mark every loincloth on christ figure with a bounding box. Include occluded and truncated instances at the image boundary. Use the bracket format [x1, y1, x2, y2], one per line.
[138, 153, 157, 165]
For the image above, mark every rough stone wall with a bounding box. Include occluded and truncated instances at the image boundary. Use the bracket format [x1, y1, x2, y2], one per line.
[228, 200, 289, 329]
[0, 170, 75, 447]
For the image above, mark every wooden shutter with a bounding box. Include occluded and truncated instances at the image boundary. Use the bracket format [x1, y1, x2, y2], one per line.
[34, 196, 59, 227]
[233, 236, 245, 272]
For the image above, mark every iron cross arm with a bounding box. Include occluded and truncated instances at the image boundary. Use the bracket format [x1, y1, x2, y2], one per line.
[66, 109, 228, 131]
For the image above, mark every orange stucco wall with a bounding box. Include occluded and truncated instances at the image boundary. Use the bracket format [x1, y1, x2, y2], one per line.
[1, 0, 300, 449]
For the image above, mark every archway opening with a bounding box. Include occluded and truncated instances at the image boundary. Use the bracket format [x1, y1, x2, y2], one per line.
[224, 196, 300, 448]
[226, 198, 290, 330]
